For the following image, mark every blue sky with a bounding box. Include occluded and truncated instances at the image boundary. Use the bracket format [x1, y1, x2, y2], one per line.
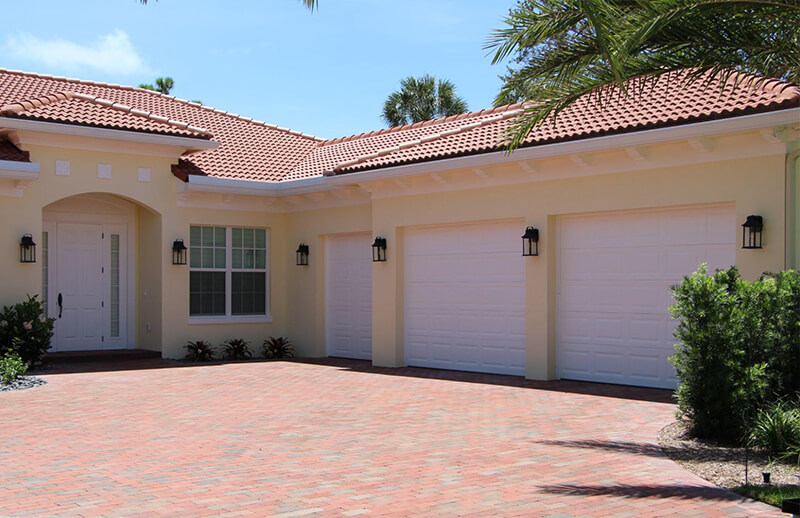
[2, 1, 512, 139]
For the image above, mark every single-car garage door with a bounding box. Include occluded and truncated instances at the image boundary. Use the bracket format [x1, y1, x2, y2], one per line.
[404, 220, 526, 376]
[326, 233, 372, 360]
[558, 204, 736, 389]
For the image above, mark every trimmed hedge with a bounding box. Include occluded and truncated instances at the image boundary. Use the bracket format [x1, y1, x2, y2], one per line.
[670, 266, 800, 442]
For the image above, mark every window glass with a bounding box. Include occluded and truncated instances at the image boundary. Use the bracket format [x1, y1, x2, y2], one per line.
[110, 234, 120, 337]
[189, 272, 226, 316]
[41, 232, 48, 315]
[190, 226, 226, 269]
[189, 226, 268, 318]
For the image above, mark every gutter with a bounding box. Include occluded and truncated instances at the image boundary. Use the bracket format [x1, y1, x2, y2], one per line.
[324, 108, 800, 184]
[187, 108, 799, 196]
[0, 158, 39, 179]
[0, 117, 219, 152]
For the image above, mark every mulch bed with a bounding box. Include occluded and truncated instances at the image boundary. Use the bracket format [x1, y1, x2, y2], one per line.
[658, 420, 800, 489]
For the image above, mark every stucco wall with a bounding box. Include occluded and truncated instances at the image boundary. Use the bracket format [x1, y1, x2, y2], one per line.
[0, 129, 793, 379]
[367, 153, 787, 379]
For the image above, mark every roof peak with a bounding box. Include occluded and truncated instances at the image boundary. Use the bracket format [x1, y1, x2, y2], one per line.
[0, 68, 324, 143]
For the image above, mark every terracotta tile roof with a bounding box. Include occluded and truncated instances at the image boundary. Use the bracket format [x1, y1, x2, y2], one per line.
[0, 139, 30, 162]
[322, 72, 800, 174]
[0, 69, 797, 182]
[0, 91, 212, 138]
[0, 69, 321, 182]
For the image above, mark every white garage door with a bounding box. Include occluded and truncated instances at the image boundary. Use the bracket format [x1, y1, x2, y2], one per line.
[326, 234, 372, 360]
[404, 220, 526, 376]
[558, 204, 736, 389]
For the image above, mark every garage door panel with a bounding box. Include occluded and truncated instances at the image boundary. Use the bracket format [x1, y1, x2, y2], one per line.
[559, 205, 735, 389]
[326, 234, 373, 360]
[405, 220, 526, 376]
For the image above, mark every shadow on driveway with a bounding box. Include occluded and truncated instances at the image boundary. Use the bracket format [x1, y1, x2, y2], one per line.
[32, 355, 674, 405]
[538, 483, 752, 501]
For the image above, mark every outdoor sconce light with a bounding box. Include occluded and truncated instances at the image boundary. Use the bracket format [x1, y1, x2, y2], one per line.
[372, 236, 387, 262]
[296, 243, 309, 266]
[522, 226, 539, 256]
[172, 239, 188, 265]
[19, 234, 36, 263]
[741, 215, 763, 249]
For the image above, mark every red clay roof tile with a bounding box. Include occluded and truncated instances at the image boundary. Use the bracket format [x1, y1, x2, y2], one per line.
[0, 69, 797, 182]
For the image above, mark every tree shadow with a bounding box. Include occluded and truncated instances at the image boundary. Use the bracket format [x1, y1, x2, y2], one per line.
[536, 439, 743, 464]
[538, 483, 752, 502]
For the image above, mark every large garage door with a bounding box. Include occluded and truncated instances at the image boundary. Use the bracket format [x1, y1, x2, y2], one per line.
[404, 220, 526, 376]
[326, 234, 372, 360]
[558, 204, 736, 388]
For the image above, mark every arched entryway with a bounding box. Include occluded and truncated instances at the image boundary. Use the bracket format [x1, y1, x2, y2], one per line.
[42, 193, 159, 353]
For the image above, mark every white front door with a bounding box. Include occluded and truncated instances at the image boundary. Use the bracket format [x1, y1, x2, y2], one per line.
[53, 223, 127, 352]
[404, 220, 526, 376]
[557, 204, 736, 389]
[325, 234, 373, 360]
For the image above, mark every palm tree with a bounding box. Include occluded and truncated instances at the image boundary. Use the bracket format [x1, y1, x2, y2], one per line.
[487, 0, 800, 149]
[139, 77, 175, 95]
[382, 75, 469, 127]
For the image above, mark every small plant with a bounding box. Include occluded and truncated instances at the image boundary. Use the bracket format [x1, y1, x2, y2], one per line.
[221, 338, 252, 361]
[263, 336, 294, 359]
[0, 295, 55, 368]
[0, 351, 28, 384]
[749, 399, 800, 464]
[185, 340, 216, 361]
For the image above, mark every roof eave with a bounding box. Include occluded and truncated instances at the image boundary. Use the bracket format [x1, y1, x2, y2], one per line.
[324, 107, 800, 182]
[0, 117, 219, 152]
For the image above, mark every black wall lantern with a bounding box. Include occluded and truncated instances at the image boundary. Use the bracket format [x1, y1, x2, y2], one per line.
[522, 226, 539, 256]
[19, 234, 36, 263]
[172, 239, 188, 265]
[741, 215, 763, 249]
[372, 236, 387, 262]
[296, 243, 309, 266]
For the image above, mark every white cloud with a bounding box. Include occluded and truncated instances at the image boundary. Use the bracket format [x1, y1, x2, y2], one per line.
[4, 30, 147, 75]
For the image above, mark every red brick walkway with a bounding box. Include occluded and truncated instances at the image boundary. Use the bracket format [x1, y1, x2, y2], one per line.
[0, 359, 781, 517]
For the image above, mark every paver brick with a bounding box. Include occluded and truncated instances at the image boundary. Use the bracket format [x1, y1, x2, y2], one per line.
[0, 358, 783, 517]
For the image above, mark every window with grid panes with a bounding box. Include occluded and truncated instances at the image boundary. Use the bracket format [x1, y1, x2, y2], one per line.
[189, 226, 268, 317]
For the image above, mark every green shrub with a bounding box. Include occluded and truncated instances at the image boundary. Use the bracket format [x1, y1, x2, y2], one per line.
[221, 338, 252, 360]
[762, 271, 800, 397]
[670, 266, 761, 440]
[0, 351, 28, 384]
[0, 295, 55, 368]
[749, 399, 800, 464]
[670, 266, 800, 443]
[185, 340, 216, 361]
[263, 336, 294, 359]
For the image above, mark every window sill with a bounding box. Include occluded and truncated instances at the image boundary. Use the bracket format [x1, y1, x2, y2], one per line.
[189, 315, 273, 325]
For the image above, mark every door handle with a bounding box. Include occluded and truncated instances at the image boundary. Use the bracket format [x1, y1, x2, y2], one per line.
[57, 293, 63, 319]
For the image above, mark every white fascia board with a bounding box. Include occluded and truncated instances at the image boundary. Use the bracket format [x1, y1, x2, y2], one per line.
[0, 117, 219, 151]
[185, 174, 326, 197]
[323, 109, 800, 185]
[0, 159, 40, 182]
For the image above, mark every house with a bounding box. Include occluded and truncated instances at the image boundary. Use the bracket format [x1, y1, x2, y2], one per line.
[0, 68, 798, 389]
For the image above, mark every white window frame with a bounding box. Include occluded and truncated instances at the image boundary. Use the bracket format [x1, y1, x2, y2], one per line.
[189, 226, 271, 325]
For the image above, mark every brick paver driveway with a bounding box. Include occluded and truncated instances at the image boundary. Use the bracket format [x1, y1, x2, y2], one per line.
[0, 359, 780, 517]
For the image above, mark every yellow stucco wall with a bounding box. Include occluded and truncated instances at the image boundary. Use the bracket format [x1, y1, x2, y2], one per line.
[367, 153, 788, 379]
[0, 143, 288, 359]
[0, 131, 794, 380]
